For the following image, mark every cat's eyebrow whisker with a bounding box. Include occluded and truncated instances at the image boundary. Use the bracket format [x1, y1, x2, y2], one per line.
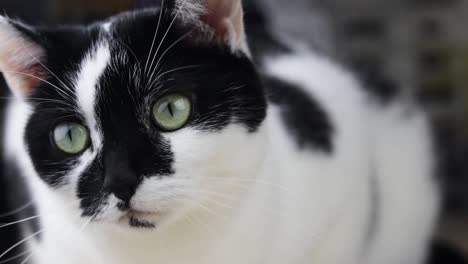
[146, 30, 193, 88]
[146, 64, 204, 90]
[146, 0, 189, 77]
[116, 39, 141, 69]
[144, 0, 166, 74]
[1, 70, 75, 103]
[222, 84, 247, 93]
[0, 201, 34, 218]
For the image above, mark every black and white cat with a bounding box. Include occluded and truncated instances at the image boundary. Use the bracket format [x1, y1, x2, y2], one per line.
[0, 0, 439, 263]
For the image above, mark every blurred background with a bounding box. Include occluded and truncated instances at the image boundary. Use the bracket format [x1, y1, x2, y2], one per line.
[1, 0, 467, 261]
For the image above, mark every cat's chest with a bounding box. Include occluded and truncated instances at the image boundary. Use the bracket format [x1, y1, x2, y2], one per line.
[32, 229, 272, 264]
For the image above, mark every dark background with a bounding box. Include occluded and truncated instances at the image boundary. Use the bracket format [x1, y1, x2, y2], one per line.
[1, 0, 467, 261]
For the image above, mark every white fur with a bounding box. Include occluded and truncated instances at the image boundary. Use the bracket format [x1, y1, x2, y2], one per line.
[102, 22, 112, 32]
[4, 25, 438, 264]
[74, 42, 109, 152]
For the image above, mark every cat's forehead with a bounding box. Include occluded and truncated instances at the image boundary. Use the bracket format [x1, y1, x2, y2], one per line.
[56, 8, 260, 132]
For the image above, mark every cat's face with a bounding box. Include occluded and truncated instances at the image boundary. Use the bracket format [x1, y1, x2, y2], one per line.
[0, 0, 267, 228]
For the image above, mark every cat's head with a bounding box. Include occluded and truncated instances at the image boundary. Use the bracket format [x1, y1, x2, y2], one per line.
[0, 0, 267, 229]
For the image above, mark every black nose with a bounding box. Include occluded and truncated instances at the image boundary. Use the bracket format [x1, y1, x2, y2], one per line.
[103, 149, 140, 202]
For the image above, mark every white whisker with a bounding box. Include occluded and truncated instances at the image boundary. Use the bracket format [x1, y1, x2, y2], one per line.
[146, 64, 203, 89]
[0, 215, 40, 229]
[0, 230, 43, 260]
[18, 41, 75, 99]
[0, 249, 31, 264]
[146, 0, 188, 78]
[146, 30, 192, 88]
[2, 70, 75, 103]
[0, 201, 33, 218]
[144, 0, 166, 74]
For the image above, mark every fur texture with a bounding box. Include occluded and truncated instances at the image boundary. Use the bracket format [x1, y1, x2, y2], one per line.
[0, 1, 439, 263]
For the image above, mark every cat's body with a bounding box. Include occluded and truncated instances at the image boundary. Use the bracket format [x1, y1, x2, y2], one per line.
[0, 1, 439, 264]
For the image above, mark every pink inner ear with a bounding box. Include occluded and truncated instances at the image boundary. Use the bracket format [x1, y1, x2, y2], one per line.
[200, 0, 243, 43]
[0, 23, 46, 97]
[202, 1, 232, 35]
[9, 62, 45, 96]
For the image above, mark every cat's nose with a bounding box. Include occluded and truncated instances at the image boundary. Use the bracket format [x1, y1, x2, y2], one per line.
[104, 149, 140, 202]
[104, 174, 138, 202]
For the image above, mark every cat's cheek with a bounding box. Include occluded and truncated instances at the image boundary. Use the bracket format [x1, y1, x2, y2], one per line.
[159, 124, 268, 205]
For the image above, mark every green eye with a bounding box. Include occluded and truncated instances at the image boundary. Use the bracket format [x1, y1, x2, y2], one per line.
[53, 122, 90, 154]
[152, 94, 192, 131]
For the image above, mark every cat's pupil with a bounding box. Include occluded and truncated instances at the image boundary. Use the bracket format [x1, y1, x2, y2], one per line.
[67, 128, 73, 141]
[167, 103, 174, 117]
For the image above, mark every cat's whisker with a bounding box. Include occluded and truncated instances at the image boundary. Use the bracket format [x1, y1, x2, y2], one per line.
[0, 230, 43, 260]
[146, 64, 203, 89]
[186, 189, 239, 203]
[181, 188, 284, 217]
[1, 70, 75, 103]
[181, 213, 198, 227]
[16, 211, 91, 264]
[0, 215, 41, 229]
[0, 198, 81, 231]
[17, 41, 75, 98]
[19, 253, 32, 264]
[0, 201, 34, 218]
[0, 249, 31, 264]
[180, 209, 212, 232]
[0, 96, 72, 107]
[202, 177, 300, 198]
[144, 0, 166, 74]
[28, 99, 73, 107]
[177, 197, 227, 221]
[222, 85, 247, 93]
[146, 30, 193, 88]
[146, 0, 188, 78]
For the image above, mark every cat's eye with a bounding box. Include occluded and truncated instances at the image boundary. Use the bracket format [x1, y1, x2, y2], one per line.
[152, 94, 192, 131]
[53, 122, 90, 154]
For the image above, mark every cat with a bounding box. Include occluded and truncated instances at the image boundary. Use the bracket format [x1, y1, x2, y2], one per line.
[0, 0, 440, 263]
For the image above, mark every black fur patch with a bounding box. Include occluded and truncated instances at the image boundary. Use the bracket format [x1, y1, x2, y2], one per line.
[107, 10, 267, 132]
[78, 159, 108, 217]
[264, 77, 334, 152]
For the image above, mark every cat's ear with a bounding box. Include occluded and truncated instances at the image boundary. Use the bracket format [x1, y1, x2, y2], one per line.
[0, 16, 47, 97]
[175, 0, 250, 55]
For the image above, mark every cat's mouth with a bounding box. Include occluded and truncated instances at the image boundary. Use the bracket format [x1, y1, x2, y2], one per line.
[118, 210, 161, 229]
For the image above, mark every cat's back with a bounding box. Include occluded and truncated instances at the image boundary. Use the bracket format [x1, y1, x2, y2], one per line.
[252, 35, 439, 263]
